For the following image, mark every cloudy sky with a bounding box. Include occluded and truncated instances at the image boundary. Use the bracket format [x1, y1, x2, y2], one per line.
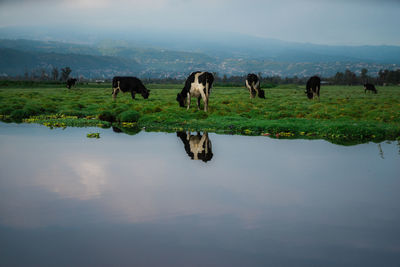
[0, 0, 399, 45]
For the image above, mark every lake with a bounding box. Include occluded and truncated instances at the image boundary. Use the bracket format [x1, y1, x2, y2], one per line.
[0, 122, 399, 266]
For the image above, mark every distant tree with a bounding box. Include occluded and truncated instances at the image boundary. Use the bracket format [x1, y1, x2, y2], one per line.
[333, 72, 344, 84]
[40, 68, 48, 81]
[378, 69, 389, 85]
[386, 69, 400, 84]
[61, 67, 72, 81]
[212, 72, 219, 82]
[51, 67, 59, 81]
[344, 70, 357, 85]
[360, 68, 368, 83]
[24, 69, 29, 80]
[31, 69, 41, 80]
[292, 75, 299, 84]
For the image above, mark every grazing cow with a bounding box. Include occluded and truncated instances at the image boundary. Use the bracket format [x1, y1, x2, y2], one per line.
[305, 76, 321, 99]
[364, 83, 377, 94]
[177, 131, 213, 162]
[112, 76, 150, 100]
[176, 71, 214, 112]
[66, 78, 77, 89]
[245, 73, 265, 99]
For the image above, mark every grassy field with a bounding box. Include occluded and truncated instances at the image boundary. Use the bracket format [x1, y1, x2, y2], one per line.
[0, 82, 399, 145]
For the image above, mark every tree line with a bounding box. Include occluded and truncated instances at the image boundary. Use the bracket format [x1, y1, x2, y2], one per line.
[141, 69, 400, 86]
[328, 68, 400, 86]
[19, 67, 72, 82]
[3, 67, 400, 86]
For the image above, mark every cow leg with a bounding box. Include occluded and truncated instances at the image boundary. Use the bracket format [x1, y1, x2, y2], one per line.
[254, 82, 260, 97]
[204, 97, 209, 112]
[112, 81, 121, 100]
[249, 88, 254, 99]
[112, 88, 119, 100]
[199, 91, 208, 112]
[246, 81, 250, 99]
[250, 88, 256, 99]
[196, 97, 201, 110]
[131, 91, 136, 99]
[187, 93, 191, 110]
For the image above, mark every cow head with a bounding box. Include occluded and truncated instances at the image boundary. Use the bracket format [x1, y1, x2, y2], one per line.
[304, 88, 313, 99]
[141, 89, 150, 99]
[176, 93, 186, 107]
[258, 89, 265, 99]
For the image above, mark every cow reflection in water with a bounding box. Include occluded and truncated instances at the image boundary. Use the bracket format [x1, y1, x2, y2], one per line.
[177, 132, 213, 162]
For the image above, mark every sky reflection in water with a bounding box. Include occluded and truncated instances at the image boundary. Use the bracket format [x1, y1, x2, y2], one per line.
[0, 123, 399, 266]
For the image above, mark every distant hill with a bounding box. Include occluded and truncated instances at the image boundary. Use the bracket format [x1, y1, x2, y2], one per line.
[0, 38, 399, 78]
[0, 47, 141, 78]
[0, 39, 101, 56]
[2, 26, 400, 63]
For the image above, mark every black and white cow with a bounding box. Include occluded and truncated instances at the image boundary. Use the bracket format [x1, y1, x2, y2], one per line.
[364, 83, 377, 94]
[66, 78, 77, 89]
[305, 76, 321, 99]
[177, 131, 213, 162]
[245, 73, 265, 99]
[176, 71, 214, 112]
[112, 76, 150, 100]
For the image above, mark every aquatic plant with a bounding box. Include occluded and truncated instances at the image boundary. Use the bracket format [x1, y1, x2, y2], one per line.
[118, 110, 140, 122]
[87, 132, 100, 138]
[98, 111, 116, 122]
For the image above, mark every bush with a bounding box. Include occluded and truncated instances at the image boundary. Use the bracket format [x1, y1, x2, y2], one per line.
[10, 109, 29, 120]
[112, 104, 131, 116]
[23, 104, 42, 117]
[42, 104, 58, 114]
[0, 107, 14, 115]
[112, 126, 141, 135]
[118, 110, 140, 122]
[98, 111, 116, 122]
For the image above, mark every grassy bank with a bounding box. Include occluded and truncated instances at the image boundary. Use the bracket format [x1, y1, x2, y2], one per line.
[0, 82, 399, 145]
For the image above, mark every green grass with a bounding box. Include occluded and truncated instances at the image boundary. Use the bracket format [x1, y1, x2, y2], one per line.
[0, 83, 399, 145]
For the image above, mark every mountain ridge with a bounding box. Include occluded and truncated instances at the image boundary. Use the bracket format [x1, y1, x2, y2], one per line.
[0, 38, 399, 78]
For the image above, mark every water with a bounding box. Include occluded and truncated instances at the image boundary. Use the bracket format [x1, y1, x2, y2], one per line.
[0, 122, 399, 266]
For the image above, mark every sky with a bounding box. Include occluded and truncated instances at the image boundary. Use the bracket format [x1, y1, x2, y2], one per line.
[0, 0, 399, 46]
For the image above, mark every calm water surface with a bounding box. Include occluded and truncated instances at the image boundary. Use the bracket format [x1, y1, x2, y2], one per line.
[0, 122, 399, 266]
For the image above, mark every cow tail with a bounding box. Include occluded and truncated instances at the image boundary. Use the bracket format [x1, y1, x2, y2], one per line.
[205, 73, 209, 98]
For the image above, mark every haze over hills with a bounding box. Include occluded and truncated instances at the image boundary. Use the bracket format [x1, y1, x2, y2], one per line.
[0, 26, 399, 79]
